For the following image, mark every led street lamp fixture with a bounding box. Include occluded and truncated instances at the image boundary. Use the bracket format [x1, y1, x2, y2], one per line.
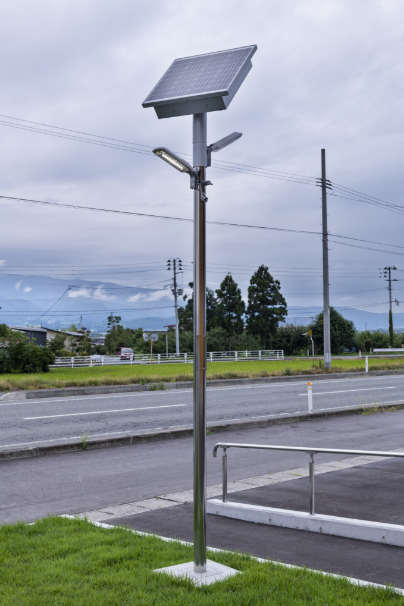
[153, 147, 212, 191]
[143, 45, 257, 119]
[207, 132, 242, 166]
[153, 147, 196, 175]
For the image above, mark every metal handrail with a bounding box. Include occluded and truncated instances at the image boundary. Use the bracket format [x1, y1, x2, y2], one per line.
[213, 442, 404, 515]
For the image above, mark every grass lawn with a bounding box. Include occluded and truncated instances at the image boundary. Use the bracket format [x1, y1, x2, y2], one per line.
[0, 516, 401, 605]
[1, 357, 404, 392]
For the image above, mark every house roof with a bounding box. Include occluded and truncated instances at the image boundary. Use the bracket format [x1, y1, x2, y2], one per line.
[43, 328, 83, 337]
[9, 325, 47, 333]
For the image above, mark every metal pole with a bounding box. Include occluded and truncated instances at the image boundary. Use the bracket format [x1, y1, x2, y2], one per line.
[174, 259, 180, 355]
[222, 448, 227, 502]
[193, 112, 207, 573]
[321, 149, 331, 369]
[309, 453, 315, 514]
[311, 336, 314, 357]
[166, 333, 168, 356]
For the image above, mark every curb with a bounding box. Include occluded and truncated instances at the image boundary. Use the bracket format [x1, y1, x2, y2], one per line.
[1, 401, 403, 461]
[1, 368, 404, 401]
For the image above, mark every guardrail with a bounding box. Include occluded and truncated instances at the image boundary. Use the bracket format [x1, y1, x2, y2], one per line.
[50, 350, 284, 368]
[374, 349, 404, 353]
[212, 442, 404, 514]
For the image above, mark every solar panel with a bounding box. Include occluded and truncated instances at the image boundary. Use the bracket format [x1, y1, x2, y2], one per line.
[142, 45, 257, 119]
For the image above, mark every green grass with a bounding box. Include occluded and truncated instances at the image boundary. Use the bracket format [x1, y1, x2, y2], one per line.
[0, 516, 401, 605]
[1, 357, 404, 392]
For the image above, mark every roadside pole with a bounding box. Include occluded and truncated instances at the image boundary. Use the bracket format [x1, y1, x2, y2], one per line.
[308, 382, 313, 414]
[193, 112, 207, 573]
[321, 149, 331, 369]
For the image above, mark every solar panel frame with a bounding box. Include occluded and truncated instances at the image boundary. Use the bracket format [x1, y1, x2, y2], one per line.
[142, 45, 257, 108]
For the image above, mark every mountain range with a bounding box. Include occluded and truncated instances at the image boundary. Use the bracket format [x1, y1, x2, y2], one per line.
[0, 275, 401, 333]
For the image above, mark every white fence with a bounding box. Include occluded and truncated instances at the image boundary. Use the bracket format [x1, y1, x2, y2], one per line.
[50, 350, 284, 368]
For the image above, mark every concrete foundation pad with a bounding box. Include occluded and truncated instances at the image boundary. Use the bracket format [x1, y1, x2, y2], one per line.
[207, 499, 404, 547]
[155, 558, 239, 585]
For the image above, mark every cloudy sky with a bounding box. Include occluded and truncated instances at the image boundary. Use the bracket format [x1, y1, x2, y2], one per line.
[0, 0, 403, 324]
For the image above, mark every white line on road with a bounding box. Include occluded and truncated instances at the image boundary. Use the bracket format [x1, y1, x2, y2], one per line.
[2, 375, 404, 407]
[23, 404, 186, 420]
[298, 387, 396, 396]
[2, 400, 403, 450]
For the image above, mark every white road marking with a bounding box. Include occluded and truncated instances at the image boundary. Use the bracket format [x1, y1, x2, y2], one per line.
[23, 404, 186, 420]
[299, 387, 396, 396]
[2, 400, 403, 450]
[2, 374, 404, 407]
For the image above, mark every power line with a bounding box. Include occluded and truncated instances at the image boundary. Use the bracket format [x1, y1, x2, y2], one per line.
[0, 115, 317, 187]
[2, 194, 404, 256]
[2, 115, 403, 217]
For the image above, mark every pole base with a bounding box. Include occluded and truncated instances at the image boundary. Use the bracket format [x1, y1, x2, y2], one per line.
[154, 559, 239, 585]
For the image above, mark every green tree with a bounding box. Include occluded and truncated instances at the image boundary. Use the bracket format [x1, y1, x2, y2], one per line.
[245, 265, 287, 349]
[272, 325, 310, 356]
[178, 283, 218, 332]
[77, 332, 93, 355]
[46, 333, 67, 355]
[0, 324, 13, 339]
[311, 307, 356, 354]
[215, 274, 245, 350]
[107, 314, 121, 330]
[0, 329, 55, 373]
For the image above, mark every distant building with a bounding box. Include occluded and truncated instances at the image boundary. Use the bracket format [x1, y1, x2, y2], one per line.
[9, 326, 47, 347]
[90, 335, 106, 345]
[44, 327, 85, 351]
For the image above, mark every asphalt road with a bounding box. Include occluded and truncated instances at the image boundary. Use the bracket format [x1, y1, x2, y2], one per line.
[1, 374, 403, 451]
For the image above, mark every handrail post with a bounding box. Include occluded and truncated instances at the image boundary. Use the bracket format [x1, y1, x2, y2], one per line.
[222, 448, 227, 503]
[309, 453, 315, 515]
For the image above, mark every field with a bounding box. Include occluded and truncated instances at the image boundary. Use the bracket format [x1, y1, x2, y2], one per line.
[1, 357, 404, 391]
[0, 516, 400, 605]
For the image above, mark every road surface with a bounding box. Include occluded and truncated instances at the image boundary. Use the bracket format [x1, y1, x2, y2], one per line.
[0, 374, 403, 451]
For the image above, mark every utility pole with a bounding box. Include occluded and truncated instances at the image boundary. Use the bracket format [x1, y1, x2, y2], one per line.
[318, 149, 332, 369]
[167, 259, 183, 355]
[381, 266, 397, 346]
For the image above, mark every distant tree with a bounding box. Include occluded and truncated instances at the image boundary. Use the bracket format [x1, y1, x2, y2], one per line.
[311, 307, 356, 354]
[107, 314, 121, 330]
[245, 265, 287, 349]
[77, 332, 93, 355]
[0, 324, 13, 338]
[178, 283, 218, 332]
[0, 330, 55, 373]
[364, 338, 373, 352]
[67, 323, 78, 332]
[46, 333, 66, 355]
[273, 325, 310, 356]
[215, 274, 245, 351]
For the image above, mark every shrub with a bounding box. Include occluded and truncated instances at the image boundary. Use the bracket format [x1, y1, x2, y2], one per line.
[0, 327, 55, 374]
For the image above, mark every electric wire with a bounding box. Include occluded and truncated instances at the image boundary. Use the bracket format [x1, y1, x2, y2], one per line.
[1, 194, 404, 255]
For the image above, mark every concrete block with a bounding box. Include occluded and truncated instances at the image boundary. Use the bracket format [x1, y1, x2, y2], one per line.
[207, 499, 404, 547]
[155, 559, 239, 585]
